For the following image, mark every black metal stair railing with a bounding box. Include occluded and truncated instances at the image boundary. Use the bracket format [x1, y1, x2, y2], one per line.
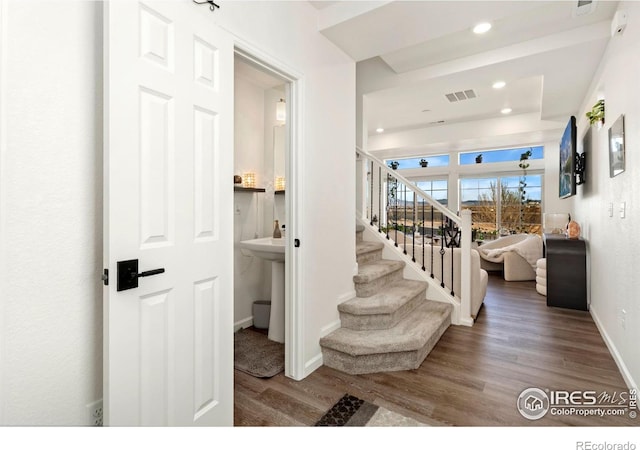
[359, 148, 467, 301]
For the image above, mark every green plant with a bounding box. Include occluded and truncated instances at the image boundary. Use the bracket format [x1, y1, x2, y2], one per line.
[586, 99, 605, 126]
[517, 149, 533, 232]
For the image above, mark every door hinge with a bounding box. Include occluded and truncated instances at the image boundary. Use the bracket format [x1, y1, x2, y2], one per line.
[102, 268, 109, 286]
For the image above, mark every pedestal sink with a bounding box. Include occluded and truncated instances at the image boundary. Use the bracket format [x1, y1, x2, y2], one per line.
[239, 237, 285, 343]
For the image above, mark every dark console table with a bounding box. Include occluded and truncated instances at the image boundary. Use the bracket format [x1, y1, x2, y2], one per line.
[543, 234, 588, 311]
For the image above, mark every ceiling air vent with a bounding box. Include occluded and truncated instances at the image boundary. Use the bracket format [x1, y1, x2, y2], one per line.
[445, 89, 477, 103]
[573, 0, 596, 17]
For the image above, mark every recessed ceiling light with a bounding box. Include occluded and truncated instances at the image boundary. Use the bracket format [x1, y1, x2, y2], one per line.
[473, 22, 492, 34]
[492, 81, 506, 89]
[501, 108, 512, 114]
[376, 128, 384, 133]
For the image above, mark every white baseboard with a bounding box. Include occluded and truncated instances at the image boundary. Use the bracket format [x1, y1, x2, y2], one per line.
[234, 316, 253, 332]
[304, 353, 323, 378]
[337, 290, 356, 304]
[320, 319, 341, 337]
[590, 307, 637, 390]
[303, 318, 342, 379]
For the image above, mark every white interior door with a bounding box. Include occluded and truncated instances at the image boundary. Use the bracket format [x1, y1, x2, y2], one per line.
[104, 0, 233, 426]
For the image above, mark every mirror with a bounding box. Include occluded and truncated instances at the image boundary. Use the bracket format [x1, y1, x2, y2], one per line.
[608, 114, 625, 178]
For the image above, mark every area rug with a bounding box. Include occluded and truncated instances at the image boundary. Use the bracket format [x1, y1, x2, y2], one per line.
[234, 328, 284, 378]
[315, 394, 427, 427]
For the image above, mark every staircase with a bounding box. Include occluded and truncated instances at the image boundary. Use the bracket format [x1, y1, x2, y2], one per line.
[319, 225, 452, 375]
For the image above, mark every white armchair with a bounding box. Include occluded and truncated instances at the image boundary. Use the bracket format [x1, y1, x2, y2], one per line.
[477, 234, 542, 281]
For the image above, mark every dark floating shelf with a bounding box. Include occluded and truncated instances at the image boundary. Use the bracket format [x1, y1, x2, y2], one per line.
[234, 186, 266, 193]
[275, 190, 285, 195]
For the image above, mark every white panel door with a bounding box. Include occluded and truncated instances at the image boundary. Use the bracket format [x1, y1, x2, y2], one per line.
[104, 0, 233, 426]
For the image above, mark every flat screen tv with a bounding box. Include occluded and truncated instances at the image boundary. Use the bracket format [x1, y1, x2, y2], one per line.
[559, 116, 577, 198]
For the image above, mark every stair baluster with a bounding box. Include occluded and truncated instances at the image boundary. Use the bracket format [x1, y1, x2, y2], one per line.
[356, 147, 474, 327]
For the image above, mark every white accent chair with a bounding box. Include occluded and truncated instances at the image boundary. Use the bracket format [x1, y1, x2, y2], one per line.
[477, 234, 542, 281]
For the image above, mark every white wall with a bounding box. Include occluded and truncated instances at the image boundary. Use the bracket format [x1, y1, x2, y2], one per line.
[0, 0, 355, 425]
[0, 0, 103, 425]
[233, 75, 268, 327]
[573, 0, 640, 389]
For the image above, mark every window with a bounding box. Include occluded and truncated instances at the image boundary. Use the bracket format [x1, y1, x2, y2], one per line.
[388, 154, 450, 169]
[415, 179, 448, 206]
[460, 175, 542, 235]
[459, 146, 544, 165]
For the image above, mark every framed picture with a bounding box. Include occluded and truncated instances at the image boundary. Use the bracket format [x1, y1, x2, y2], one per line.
[609, 114, 625, 178]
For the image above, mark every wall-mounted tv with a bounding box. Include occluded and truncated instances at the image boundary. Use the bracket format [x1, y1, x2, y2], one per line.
[559, 116, 577, 198]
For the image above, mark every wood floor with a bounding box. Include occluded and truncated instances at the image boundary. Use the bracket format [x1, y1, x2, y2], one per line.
[234, 273, 636, 426]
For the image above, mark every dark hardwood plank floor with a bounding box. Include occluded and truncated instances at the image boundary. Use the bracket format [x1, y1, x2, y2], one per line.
[234, 273, 637, 426]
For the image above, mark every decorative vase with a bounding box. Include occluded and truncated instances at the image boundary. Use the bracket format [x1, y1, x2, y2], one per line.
[475, 154, 483, 164]
[566, 219, 580, 239]
[273, 220, 282, 238]
[419, 159, 428, 167]
[389, 161, 399, 170]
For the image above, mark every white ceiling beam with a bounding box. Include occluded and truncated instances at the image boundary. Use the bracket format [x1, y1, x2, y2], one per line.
[359, 20, 611, 97]
[317, 1, 392, 32]
[367, 112, 565, 155]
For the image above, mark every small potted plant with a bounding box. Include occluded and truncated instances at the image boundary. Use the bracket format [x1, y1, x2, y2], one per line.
[419, 158, 428, 168]
[586, 99, 605, 128]
[389, 161, 399, 170]
[475, 154, 483, 164]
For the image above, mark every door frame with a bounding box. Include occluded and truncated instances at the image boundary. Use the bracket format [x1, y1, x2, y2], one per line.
[233, 43, 305, 380]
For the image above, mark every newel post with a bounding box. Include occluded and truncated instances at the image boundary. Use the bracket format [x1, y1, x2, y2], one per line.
[460, 209, 472, 324]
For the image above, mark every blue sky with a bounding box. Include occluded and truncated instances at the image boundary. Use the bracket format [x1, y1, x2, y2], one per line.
[389, 146, 544, 169]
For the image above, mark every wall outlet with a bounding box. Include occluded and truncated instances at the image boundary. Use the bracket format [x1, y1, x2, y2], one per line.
[86, 399, 103, 426]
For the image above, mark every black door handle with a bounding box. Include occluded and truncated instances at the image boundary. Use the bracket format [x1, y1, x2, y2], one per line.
[117, 259, 165, 291]
[139, 268, 165, 278]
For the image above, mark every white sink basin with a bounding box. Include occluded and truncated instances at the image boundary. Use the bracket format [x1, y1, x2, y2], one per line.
[239, 237, 285, 262]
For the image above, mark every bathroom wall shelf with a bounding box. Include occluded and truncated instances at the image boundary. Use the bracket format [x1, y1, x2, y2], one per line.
[275, 190, 285, 195]
[234, 186, 266, 193]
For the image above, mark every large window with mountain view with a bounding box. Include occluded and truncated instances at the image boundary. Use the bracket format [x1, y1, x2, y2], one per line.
[460, 175, 542, 237]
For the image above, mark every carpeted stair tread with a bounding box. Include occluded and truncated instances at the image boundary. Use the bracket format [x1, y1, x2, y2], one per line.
[320, 301, 452, 356]
[339, 280, 427, 316]
[356, 241, 384, 256]
[354, 260, 405, 284]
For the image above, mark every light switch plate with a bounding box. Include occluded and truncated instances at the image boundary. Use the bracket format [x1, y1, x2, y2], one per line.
[620, 202, 626, 219]
[608, 203, 614, 217]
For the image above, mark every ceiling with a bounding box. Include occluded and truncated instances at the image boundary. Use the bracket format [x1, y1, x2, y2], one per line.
[310, 0, 618, 156]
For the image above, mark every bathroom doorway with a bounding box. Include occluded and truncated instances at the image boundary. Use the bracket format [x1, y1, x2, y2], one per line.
[232, 48, 302, 380]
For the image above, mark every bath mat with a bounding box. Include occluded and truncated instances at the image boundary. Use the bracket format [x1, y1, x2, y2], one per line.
[315, 394, 427, 427]
[234, 327, 284, 378]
